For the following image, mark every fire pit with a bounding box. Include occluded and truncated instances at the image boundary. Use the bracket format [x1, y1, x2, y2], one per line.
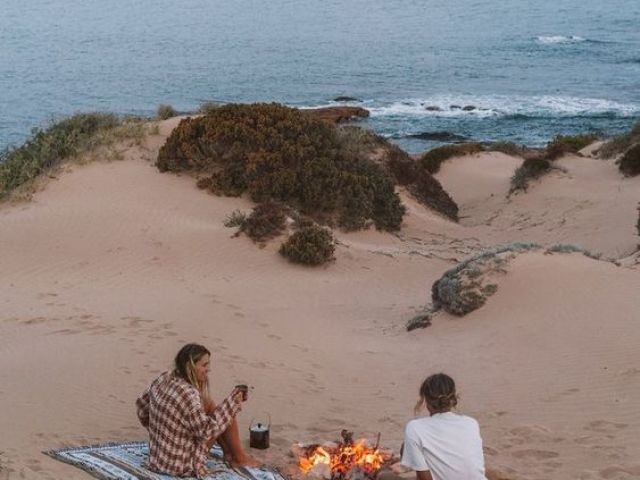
[294, 430, 397, 480]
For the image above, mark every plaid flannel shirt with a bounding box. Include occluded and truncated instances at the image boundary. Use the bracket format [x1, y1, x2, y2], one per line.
[136, 371, 242, 478]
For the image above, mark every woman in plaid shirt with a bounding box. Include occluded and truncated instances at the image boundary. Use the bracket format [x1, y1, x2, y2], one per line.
[136, 343, 258, 477]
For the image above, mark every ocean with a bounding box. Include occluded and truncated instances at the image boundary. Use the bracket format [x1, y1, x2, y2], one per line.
[1, 0, 639, 153]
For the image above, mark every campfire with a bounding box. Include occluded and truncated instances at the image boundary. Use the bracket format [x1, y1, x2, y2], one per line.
[295, 430, 396, 480]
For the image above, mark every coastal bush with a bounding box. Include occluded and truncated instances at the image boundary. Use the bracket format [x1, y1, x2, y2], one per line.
[238, 201, 288, 243]
[406, 312, 432, 331]
[157, 104, 177, 120]
[509, 157, 552, 193]
[431, 243, 540, 316]
[319, 126, 460, 222]
[0, 113, 123, 198]
[408, 170, 459, 221]
[223, 209, 248, 228]
[384, 144, 419, 186]
[279, 224, 335, 266]
[157, 103, 405, 231]
[198, 102, 222, 115]
[420, 143, 484, 174]
[599, 121, 640, 158]
[618, 143, 640, 176]
[545, 133, 599, 160]
[489, 141, 525, 157]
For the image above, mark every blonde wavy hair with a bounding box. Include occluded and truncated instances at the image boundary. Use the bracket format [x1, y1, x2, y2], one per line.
[174, 343, 212, 406]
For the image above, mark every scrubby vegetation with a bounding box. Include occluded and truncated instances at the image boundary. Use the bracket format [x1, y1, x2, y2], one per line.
[545, 133, 599, 160]
[618, 143, 640, 177]
[279, 224, 335, 265]
[157, 103, 405, 231]
[426, 242, 616, 319]
[507, 132, 603, 194]
[157, 104, 178, 120]
[408, 170, 459, 221]
[0, 113, 143, 199]
[198, 102, 222, 115]
[234, 201, 289, 243]
[335, 129, 459, 220]
[406, 312, 432, 331]
[488, 141, 526, 157]
[509, 157, 552, 193]
[431, 243, 540, 316]
[598, 121, 640, 158]
[420, 143, 484, 174]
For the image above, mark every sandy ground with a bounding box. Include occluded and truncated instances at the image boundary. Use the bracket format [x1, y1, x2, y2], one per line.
[0, 121, 639, 480]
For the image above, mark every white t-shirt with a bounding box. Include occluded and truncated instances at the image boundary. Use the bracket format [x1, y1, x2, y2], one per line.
[401, 412, 487, 480]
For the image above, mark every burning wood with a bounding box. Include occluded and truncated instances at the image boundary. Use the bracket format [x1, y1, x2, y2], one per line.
[294, 430, 397, 480]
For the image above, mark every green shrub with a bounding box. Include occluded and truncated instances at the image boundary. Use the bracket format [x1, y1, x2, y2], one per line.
[157, 103, 405, 231]
[238, 201, 288, 243]
[223, 209, 248, 228]
[545, 133, 598, 160]
[384, 145, 419, 186]
[0, 113, 121, 197]
[334, 128, 460, 222]
[279, 224, 335, 265]
[157, 104, 178, 120]
[432, 243, 540, 316]
[420, 143, 485, 174]
[408, 170, 459, 221]
[509, 157, 552, 193]
[618, 143, 640, 177]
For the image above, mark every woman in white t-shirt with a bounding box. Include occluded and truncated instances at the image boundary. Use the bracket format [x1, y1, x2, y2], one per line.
[401, 373, 487, 480]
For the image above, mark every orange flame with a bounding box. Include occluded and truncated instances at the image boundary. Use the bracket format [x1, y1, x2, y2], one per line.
[299, 441, 385, 477]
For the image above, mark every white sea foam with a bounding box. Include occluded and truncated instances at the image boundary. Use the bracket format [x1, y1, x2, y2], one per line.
[536, 35, 587, 44]
[367, 95, 640, 119]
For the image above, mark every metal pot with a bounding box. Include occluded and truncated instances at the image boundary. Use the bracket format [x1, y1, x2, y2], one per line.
[249, 416, 270, 450]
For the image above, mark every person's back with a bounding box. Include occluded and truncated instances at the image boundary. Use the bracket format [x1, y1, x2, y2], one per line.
[401, 373, 487, 480]
[403, 412, 486, 480]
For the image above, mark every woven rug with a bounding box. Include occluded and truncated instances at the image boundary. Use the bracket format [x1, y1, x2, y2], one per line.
[45, 441, 287, 480]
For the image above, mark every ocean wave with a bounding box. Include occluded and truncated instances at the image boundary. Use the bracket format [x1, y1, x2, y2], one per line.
[535, 35, 587, 44]
[366, 95, 640, 120]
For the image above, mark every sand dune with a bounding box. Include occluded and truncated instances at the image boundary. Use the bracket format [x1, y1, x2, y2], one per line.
[0, 125, 639, 480]
[436, 152, 640, 258]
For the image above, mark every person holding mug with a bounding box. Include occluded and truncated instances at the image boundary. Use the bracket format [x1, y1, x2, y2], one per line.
[136, 343, 258, 478]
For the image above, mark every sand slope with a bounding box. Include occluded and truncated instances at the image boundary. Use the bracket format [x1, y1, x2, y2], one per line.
[436, 152, 640, 258]
[1, 126, 639, 480]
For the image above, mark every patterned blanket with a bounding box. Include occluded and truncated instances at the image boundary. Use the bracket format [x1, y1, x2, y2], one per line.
[45, 441, 287, 480]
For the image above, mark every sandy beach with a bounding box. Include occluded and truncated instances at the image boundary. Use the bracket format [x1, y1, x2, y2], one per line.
[1, 119, 639, 480]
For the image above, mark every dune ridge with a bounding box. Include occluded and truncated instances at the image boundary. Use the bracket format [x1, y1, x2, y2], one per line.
[0, 119, 639, 480]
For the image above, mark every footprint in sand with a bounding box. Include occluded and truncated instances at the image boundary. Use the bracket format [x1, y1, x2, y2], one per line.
[25, 458, 43, 473]
[599, 464, 640, 479]
[511, 449, 559, 460]
[21, 317, 48, 325]
[585, 420, 628, 433]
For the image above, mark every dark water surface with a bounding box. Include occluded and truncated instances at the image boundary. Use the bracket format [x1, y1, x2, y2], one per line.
[2, 0, 639, 152]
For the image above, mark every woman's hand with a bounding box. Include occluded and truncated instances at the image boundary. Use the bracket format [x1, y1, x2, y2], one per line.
[231, 387, 247, 403]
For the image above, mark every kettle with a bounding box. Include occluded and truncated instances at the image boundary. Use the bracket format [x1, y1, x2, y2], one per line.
[249, 415, 270, 449]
